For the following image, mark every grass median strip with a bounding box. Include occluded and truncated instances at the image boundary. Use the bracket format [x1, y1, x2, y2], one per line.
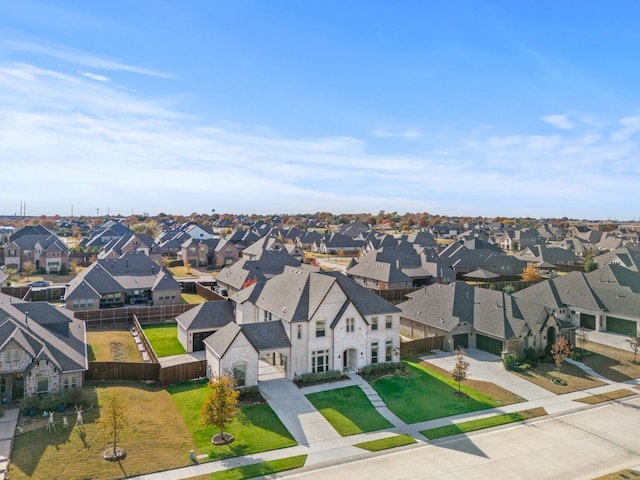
[209, 455, 307, 480]
[574, 389, 636, 404]
[354, 434, 417, 452]
[421, 407, 547, 440]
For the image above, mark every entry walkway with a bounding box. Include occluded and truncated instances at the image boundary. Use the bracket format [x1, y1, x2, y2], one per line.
[347, 373, 406, 427]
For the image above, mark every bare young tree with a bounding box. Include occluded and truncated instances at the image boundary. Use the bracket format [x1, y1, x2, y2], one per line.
[451, 348, 470, 395]
[575, 328, 589, 352]
[627, 335, 640, 364]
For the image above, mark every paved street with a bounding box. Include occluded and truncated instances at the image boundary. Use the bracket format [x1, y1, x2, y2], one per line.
[276, 397, 640, 480]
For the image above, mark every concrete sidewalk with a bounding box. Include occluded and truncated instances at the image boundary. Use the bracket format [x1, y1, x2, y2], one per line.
[0, 408, 18, 480]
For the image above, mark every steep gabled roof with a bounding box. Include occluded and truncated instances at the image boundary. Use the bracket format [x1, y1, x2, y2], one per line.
[176, 300, 235, 330]
[241, 321, 291, 351]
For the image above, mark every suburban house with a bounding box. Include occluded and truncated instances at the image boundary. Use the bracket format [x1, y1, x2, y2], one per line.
[97, 233, 162, 264]
[64, 251, 182, 311]
[204, 269, 401, 386]
[4, 226, 69, 273]
[81, 221, 134, 249]
[181, 237, 220, 267]
[215, 249, 307, 296]
[595, 247, 640, 272]
[313, 233, 366, 255]
[346, 245, 441, 291]
[398, 281, 571, 357]
[513, 264, 640, 336]
[498, 228, 543, 251]
[515, 244, 583, 267]
[438, 242, 525, 278]
[0, 294, 88, 403]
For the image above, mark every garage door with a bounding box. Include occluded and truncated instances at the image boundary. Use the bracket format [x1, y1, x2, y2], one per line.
[606, 316, 637, 336]
[476, 334, 503, 356]
[580, 313, 596, 330]
[452, 333, 469, 350]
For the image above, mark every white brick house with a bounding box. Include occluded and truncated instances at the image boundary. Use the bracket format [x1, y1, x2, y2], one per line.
[203, 269, 400, 386]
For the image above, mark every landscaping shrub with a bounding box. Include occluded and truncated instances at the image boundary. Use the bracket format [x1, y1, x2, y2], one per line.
[359, 362, 409, 380]
[294, 370, 342, 386]
[503, 353, 517, 370]
[572, 352, 582, 361]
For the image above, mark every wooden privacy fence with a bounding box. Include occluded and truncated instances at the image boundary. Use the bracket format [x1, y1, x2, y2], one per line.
[85, 361, 160, 382]
[159, 360, 207, 386]
[400, 336, 445, 357]
[195, 282, 225, 301]
[78, 304, 196, 329]
[132, 314, 159, 364]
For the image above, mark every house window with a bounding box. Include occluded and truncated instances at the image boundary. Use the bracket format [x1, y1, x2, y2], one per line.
[233, 364, 246, 387]
[297, 325, 302, 340]
[346, 317, 355, 333]
[371, 317, 378, 331]
[385, 316, 393, 329]
[315, 320, 326, 338]
[37, 376, 49, 394]
[64, 377, 70, 390]
[371, 342, 379, 364]
[226, 248, 232, 254]
[385, 340, 393, 362]
[264, 311, 272, 322]
[312, 349, 329, 373]
[72, 299, 79, 309]
[8, 250, 16, 256]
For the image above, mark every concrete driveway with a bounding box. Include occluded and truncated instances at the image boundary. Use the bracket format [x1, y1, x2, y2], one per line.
[421, 348, 553, 401]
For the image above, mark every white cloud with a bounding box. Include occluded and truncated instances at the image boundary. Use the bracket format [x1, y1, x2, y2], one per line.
[541, 114, 574, 130]
[370, 127, 422, 140]
[80, 71, 110, 82]
[1, 59, 639, 219]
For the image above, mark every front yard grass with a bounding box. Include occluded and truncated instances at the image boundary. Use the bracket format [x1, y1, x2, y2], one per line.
[209, 455, 307, 480]
[354, 434, 417, 452]
[305, 386, 393, 436]
[421, 407, 547, 440]
[86, 329, 143, 363]
[167, 380, 297, 460]
[142, 323, 186, 357]
[579, 342, 640, 382]
[509, 360, 606, 394]
[8, 383, 194, 480]
[371, 361, 507, 424]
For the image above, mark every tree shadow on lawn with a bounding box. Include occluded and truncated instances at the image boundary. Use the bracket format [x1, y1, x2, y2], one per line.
[372, 362, 501, 424]
[11, 406, 100, 478]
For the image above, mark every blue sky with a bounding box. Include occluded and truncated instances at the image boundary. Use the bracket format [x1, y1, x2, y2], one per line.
[1, 1, 639, 219]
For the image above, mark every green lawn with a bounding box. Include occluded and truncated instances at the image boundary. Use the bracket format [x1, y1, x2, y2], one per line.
[305, 386, 393, 436]
[354, 434, 416, 452]
[209, 455, 307, 479]
[371, 361, 502, 424]
[142, 323, 186, 357]
[167, 380, 297, 460]
[421, 407, 547, 440]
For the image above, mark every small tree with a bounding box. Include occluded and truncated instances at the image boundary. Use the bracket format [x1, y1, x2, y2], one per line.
[627, 335, 640, 364]
[98, 391, 128, 460]
[451, 348, 470, 395]
[202, 373, 239, 445]
[521, 264, 541, 282]
[583, 254, 599, 273]
[23, 262, 36, 281]
[3, 267, 17, 286]
[575, 328, 589, 352]
[550, 337, 573, 382]
[511, 240, 520, 252]
[70, 260, 81, 276]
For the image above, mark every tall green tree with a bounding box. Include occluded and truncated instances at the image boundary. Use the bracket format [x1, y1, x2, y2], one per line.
[583, 254, 599, 272]
[202, 373, 239, 444]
